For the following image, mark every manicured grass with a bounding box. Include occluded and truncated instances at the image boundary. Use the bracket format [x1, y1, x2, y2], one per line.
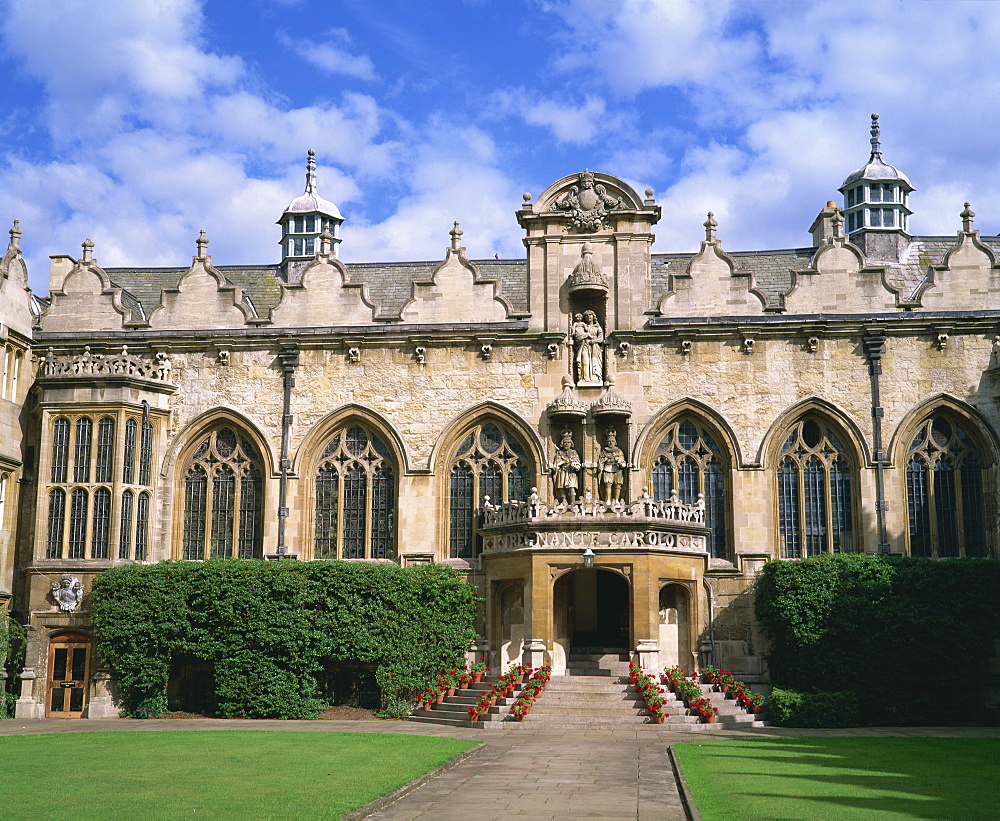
[0, 730, 477, 819]
[674, 737, 1000, 820]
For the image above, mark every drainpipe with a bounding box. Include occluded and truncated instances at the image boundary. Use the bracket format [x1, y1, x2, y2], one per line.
[701, 577, 718, 668]
[863, 331, 890, 554]
[276, 346, 299, 556]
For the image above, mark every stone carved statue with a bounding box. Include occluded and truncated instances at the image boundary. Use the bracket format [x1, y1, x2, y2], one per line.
[551, 171, 623, 233]
[597, 429, 627, 504]
[573, 310, 604, 385]
[51, 574, 84, 612]
[550, 429, 582, 506]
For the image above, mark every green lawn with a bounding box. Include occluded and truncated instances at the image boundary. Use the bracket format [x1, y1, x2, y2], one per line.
[0, 730, 478, 820]
[674, 737, 1000, 820]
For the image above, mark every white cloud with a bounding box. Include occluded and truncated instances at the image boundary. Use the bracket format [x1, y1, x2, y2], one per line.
[277, 29, 378, 81]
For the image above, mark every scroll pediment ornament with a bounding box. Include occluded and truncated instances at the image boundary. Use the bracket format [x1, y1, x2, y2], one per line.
[567, 242, 609, 294]
[551, 171, 623, 232]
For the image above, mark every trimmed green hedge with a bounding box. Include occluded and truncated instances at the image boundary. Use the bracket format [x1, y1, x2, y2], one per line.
[768, 687, 860, 728]
[754, 554, 1000, 725]
[90, 559, 478, 719]
[0, 614, 26, 719]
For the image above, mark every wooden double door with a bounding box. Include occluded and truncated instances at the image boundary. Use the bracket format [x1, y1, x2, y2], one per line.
[47, 633, 91, 717]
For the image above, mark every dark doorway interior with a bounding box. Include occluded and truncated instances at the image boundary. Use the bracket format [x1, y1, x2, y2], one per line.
[564, 568, 630, 652]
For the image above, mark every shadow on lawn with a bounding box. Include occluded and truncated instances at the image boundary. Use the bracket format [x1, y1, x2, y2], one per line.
[678, 737, 999, 820]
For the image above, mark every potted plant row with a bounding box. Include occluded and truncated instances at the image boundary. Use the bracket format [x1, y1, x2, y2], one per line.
[628, 663, 671, 724]
[508, 665, 552, 722]
[698, 667, 766, 715]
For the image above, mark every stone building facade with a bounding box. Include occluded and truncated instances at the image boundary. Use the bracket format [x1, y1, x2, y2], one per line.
[4, 117, 1000, 718]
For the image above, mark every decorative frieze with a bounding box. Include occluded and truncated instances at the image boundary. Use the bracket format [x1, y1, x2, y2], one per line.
[39, 345, 172, 382]
[481, 487, 705, 526]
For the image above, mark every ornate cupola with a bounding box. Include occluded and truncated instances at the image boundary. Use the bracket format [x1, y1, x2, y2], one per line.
[277, 150, 344, 272]
[839, 114, 913, 260]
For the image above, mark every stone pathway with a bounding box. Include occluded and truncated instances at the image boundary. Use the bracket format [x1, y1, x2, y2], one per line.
[2, 718, 998, 820]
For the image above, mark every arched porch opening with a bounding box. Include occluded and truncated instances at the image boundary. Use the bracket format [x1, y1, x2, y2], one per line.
[658, 583, 693, 672]
[553, 568, 630, 654]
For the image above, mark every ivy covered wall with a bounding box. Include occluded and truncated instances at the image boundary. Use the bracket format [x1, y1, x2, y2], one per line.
[90, 559, 478, 719]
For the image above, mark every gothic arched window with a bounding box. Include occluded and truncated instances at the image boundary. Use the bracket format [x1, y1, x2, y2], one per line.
[777, 418, 854, 558]
[906, 414, 990, 558]
[448, 421, 532, 559]
[651, 418, 727, 559]
[182, 427, 264, 560]
[314, 423, 396, 560]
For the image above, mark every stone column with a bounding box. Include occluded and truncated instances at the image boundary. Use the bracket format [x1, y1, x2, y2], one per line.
[14, 668, 43, 719]
[84, 670, 119, 719]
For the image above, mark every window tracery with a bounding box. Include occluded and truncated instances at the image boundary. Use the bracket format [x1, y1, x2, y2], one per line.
[906, 414, 990, 557]
[651, 418, 727, 559]
[313, 423, 396, 560]
[182, 427, 264, 560]
[776, 418, 854, 558]
[448, 421, 532, 559]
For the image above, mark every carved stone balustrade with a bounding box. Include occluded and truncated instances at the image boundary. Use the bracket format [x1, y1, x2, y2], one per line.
[39, 345, 173, 383]
[479, 489, 710, 556]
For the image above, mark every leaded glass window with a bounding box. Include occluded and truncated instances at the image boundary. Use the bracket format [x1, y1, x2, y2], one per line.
[182, 428, 264, 560]
[91, 487, 111, 559]
[68, 488, 88, 559]
[46, 489, 66, 559]
[448, 422, 533, 559]
[906, 415, 990, 558]
[123, 419, 137, 484]
[135, 492, 150, 561]
[777, 418, 854, 559]
[652, 418, 728, 559]
[51, 418, 70, 483]
[74, 418, 92, 483]
[313, 424, 396, 560]
[119, 490, 133, 560]
[96, 417, 115, 483]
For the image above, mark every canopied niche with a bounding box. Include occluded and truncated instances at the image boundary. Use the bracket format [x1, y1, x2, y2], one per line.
[658, 583, 692, 671]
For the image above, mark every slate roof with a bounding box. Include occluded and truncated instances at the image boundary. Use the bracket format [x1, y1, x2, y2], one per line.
[98, 233, 994, 323]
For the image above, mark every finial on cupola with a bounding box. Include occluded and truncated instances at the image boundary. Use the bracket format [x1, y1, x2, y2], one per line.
[305, 148, 317, 195]
[196, 229, 209, 259]
[869, 113, 882, 160]
[450, 220, 463, 251]
[81, 238, 94, 264]
[8, 219, 20, 251]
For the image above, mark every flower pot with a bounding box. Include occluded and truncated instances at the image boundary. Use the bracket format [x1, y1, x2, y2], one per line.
[446, 686, 456, 697]
[423, 703, 433, 711]
[654, 714, 665, 725]
[436, 693, 446, 704]
[515, 713, 525, 722]
[719, 683, 729, 694]
[459, 680, 469, 690]
[488, 696, 497, 707]
[472, 673, 484, 683]
[703, 714, 716, 724]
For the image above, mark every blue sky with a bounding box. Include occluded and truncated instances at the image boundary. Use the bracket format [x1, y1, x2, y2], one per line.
[1, 0, 998, 292]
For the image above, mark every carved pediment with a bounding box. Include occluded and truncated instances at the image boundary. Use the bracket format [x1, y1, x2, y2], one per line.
[533, 172, 646, 234]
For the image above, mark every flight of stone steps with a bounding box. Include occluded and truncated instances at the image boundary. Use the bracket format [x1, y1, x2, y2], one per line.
[406, 651, 769, 731]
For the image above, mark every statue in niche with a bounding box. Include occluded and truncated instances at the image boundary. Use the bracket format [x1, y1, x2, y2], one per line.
[551, 171, 623, 233]
[573, 310, 605, 385]
[550, 429, 582, 506]
[597, 429, 627, 504]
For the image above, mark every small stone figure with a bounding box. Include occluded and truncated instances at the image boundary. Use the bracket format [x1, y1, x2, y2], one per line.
[573, 310, 604, 384]
[550, 429, 582, 506]
[51, 574, 84, 612]
[597, 429, 627, 504]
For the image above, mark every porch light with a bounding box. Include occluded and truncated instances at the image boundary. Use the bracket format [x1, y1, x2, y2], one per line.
[582, 547, 595, 568]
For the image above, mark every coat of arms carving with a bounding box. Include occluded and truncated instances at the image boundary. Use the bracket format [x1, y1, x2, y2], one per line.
[51, 574, 84, 612]
[551, 172, 623, 232]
